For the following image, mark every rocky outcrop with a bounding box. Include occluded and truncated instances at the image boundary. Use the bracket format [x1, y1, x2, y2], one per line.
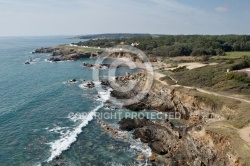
[111, 72, 224, 124]
[32, 47, 102, 62]
[108, 52, 144, 63]
[118, 118, 153, 131]
[118, 117, 232, 165]
[32, 47, 55, 54]
[83, 63, 111, 70]
[105, 72, 240, 165]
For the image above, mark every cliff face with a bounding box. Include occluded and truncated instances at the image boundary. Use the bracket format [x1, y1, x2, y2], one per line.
[107, 72, 244, 166]
[111, 73, 224, 124]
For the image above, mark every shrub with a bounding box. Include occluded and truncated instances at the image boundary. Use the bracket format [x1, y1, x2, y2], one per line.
[227, 72, 250, 84]
[172, 66, 188, 72]
[230, 59, 250, 70]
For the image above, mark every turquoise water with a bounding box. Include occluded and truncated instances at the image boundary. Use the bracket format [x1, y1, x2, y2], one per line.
[0, 37, 150, 166]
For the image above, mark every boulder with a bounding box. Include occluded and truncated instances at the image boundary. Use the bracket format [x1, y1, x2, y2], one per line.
[118, 118, 153, 131]
[148, 141, 168, 155]
[148, 154, 158, 162]
[125, 72, 130, 79]
[136, 154, 144, 161]
[133, 127, 156, 143]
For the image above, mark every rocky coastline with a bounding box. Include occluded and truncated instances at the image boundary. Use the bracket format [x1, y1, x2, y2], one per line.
[100, 72, 244, 166]
[32, 45, 249, 165]
[32, 47, 101, 62]
[32, 46, 147, 63]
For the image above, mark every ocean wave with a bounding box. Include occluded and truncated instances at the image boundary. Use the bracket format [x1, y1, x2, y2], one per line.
[46, 104, 103, 162]
[47, 126, 70, 135]
[46, 85, 111, 162]
[78, 83, 88, 89]
[44, 59, 53, 63]
[126, 132, 152, 157]
[97, 88, 112, 102]
[93, 81, 101, 86]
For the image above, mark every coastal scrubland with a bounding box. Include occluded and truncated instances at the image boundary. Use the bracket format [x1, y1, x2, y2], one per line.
[34, 34, 250, 165]
[57, 45, 103, 53]
[74, 35, 250, 57]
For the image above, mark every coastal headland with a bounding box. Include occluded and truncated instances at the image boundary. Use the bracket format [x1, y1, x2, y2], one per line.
[34, 36, 250, 165]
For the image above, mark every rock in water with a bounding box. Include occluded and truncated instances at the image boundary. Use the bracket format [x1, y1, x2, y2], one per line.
[136, 154, 144, 161]
[148, 154, 158, 162]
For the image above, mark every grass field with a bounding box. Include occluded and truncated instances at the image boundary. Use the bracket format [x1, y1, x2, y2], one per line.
[57, 45, 104, 53]
[211, 51, 250, 60]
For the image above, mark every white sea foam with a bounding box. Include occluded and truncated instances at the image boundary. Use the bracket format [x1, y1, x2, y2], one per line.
[68, 113, 84, 122]
[63, 81, 78, 85]
[130, 145, 152, 157]
[126, 132, 152, 157]
[93, 81, 101, 86]
[46, 104, 103, 162]
[46, 84, 112, 162]
[48, 126, 70, 135]
[78, 83, 88, 89]
[110, 76, 116, 81]
[44, 59, 53, 63]
[97, 88, 112, 102]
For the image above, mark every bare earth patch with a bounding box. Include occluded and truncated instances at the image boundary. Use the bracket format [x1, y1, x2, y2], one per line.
[238, 68, 250, 77]
[238, 125, 250, 147]
[167, 62, 218, 70]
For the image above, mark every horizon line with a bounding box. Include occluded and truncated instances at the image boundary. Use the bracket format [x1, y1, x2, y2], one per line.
[0, 33, 250, 37]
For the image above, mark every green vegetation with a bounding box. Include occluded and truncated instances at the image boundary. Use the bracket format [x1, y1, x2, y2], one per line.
[223, 51, 250, 59]
[172, 86, 250, 164]
[193, 93, 223, 112]
[172, 58, 250, 96]
[75, 39, 120, 48]
[230, 58, 250, 70]
[159, 76, 176, 85]
[57, 45, 103, 53]
[76, 35, 250, 57]
[210, 51, 250, 62]
[72, 33, 154, 40]
[227, 72, 250, 84]
[171, 66, 188, 72]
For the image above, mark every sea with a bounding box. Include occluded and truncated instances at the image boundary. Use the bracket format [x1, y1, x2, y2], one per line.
[0, 36, 153, 166]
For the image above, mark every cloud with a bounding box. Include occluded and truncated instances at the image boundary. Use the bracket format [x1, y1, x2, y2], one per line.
[215, 6, 229, 13]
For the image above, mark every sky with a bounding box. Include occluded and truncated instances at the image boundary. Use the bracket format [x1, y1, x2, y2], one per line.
[0, 0, 250, 36]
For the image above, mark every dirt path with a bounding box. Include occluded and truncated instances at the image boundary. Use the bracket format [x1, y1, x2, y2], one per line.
[154, 71, 250, 149]
[238, 126, 250, 147]
[175, 85, 250, 104]
[154, 71, 250, 104]
[153, 72, 169, 86]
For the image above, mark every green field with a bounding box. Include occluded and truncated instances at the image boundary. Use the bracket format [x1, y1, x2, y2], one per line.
[211, 51, 250, 60]
[57, 45, 104, 53]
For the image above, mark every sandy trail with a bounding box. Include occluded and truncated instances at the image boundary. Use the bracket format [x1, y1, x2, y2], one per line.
[177, 62, 218, 70]
[154, 71, 250, 104]
[238, 126, 250, 147]
[153, 72, 169, 85]
[175, 85, 250, 104]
